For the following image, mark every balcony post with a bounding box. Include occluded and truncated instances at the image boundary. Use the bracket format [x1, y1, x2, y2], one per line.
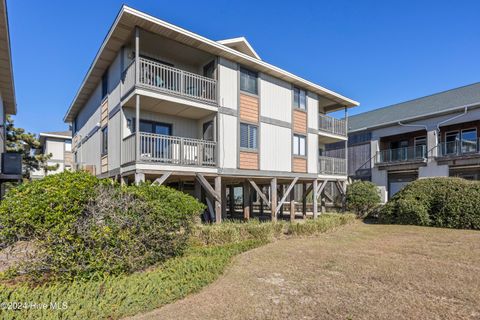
[135, 95, 140, 161]
[344, 106, 348, 175]
[135, 27, 140, 84]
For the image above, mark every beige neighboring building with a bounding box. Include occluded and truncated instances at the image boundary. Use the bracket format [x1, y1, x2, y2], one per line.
[64, 5, 358, 222]
[31, 131, 72, 179]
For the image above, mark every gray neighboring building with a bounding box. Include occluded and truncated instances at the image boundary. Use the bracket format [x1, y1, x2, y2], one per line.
[344, 82, 480, 200]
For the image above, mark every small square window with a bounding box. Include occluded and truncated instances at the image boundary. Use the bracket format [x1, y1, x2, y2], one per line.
[240, 123, 258, 150]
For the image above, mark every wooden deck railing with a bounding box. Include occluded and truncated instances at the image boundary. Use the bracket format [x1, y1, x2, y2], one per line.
[318, 156, 347, 175]
[122, 132, 217, 167]
[318, 114, 347, 137]
[121, 57, 217, 104]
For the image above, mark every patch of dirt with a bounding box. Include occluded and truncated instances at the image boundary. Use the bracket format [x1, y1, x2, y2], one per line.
[128, 223, 480, 320]
[0, 241, 37, 272]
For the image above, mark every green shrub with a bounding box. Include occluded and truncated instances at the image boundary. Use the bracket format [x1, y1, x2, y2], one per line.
[346, 180, 381, 217]
[378, 177, 480, 229]
[0, 171, 105, 247]
[0, 172, 205, 280]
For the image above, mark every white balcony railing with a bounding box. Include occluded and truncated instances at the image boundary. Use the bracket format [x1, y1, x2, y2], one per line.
[121, 57, 217, 104]
[318, 114, 347, 137]
[122, 132, 216, 167]
[318, 156, 347, 175]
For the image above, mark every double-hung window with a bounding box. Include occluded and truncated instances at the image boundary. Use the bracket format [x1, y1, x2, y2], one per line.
[101, 127, 108, 155]
[293, 134, 306, 156]
[293, 87, 306, 110]
[240, 67, 258, 95]
[240, 123, 258, 150]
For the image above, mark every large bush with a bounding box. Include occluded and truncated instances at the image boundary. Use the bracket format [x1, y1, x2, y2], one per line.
[378, 177, 480, 229]
[346, 180, 381, 217]
[0, 171, 204, 280]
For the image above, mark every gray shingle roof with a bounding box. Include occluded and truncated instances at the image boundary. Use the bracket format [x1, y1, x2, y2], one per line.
[348, 82, 480, 132]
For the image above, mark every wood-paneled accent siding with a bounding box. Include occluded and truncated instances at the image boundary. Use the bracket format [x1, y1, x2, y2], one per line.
[239, 93, 259, 123]
[100, 99, 109, 127]
[64, 151, 73, 167]
[292, 157, 307, 173]
[293, 110, 307, 134]
[239, 151, 259, 170]
[101, 154, 108, 173]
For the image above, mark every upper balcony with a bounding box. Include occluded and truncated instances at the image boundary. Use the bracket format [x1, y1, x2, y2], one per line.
[318, 114, 347, 143]
[121, 57, 217, 106]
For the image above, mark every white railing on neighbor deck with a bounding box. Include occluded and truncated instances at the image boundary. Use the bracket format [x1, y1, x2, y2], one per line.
[318, 114, 347, 137]
[122, 132, 216, 167]
[318, 156, 347, 175]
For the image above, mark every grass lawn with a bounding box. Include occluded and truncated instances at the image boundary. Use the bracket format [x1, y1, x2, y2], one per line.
[0, 214, 355, 320]
[130, 222, 480, 320]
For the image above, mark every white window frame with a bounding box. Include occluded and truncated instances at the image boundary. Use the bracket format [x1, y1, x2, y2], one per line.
[293, 134, 306, 156]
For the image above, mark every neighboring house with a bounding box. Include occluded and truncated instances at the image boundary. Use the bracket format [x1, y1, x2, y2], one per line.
[345, 82, 480, 200]
[31, 131, 72, 179]
[63, 6, 358, 221]
[0, 0, 21, 191]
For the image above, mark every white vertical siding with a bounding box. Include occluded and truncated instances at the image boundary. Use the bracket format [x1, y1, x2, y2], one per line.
[108, 111, 121, 170]
[45, 139, 65, 160]
[260, 74, 292, 123]
[123, 108, 199, 138]
[308, 133, 318, 173]
[108, 52, 122, 112]
[260, 123, 291, 172]
[218, 57, 238, 110]
[307, 92, 318, 130]
[218, 114, 237, 168]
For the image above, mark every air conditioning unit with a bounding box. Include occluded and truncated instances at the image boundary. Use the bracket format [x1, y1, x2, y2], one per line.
[2, 152, 22, 175]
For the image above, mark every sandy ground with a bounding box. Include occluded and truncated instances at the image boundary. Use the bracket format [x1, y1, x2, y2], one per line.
[129, 222, 480, 320]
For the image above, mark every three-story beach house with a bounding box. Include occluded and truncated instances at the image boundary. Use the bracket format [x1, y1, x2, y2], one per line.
[64, 6, 358, 221]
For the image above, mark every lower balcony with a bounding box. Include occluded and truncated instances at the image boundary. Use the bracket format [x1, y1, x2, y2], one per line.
[376, 146, 427, 165]
[122, 132, 216, 167]
[318, 156, 347, 176]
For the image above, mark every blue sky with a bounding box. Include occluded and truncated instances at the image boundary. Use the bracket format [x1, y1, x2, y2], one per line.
[7, 0, 480, 134]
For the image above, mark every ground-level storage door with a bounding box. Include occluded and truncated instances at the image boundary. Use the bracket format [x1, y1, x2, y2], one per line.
[388, 171, 418, 199]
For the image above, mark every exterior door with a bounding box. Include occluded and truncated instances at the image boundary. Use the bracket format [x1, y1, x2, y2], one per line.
[388, 172, 417, 199]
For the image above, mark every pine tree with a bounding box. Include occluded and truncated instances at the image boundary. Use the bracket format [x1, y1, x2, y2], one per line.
[5, 115, 58, 179]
